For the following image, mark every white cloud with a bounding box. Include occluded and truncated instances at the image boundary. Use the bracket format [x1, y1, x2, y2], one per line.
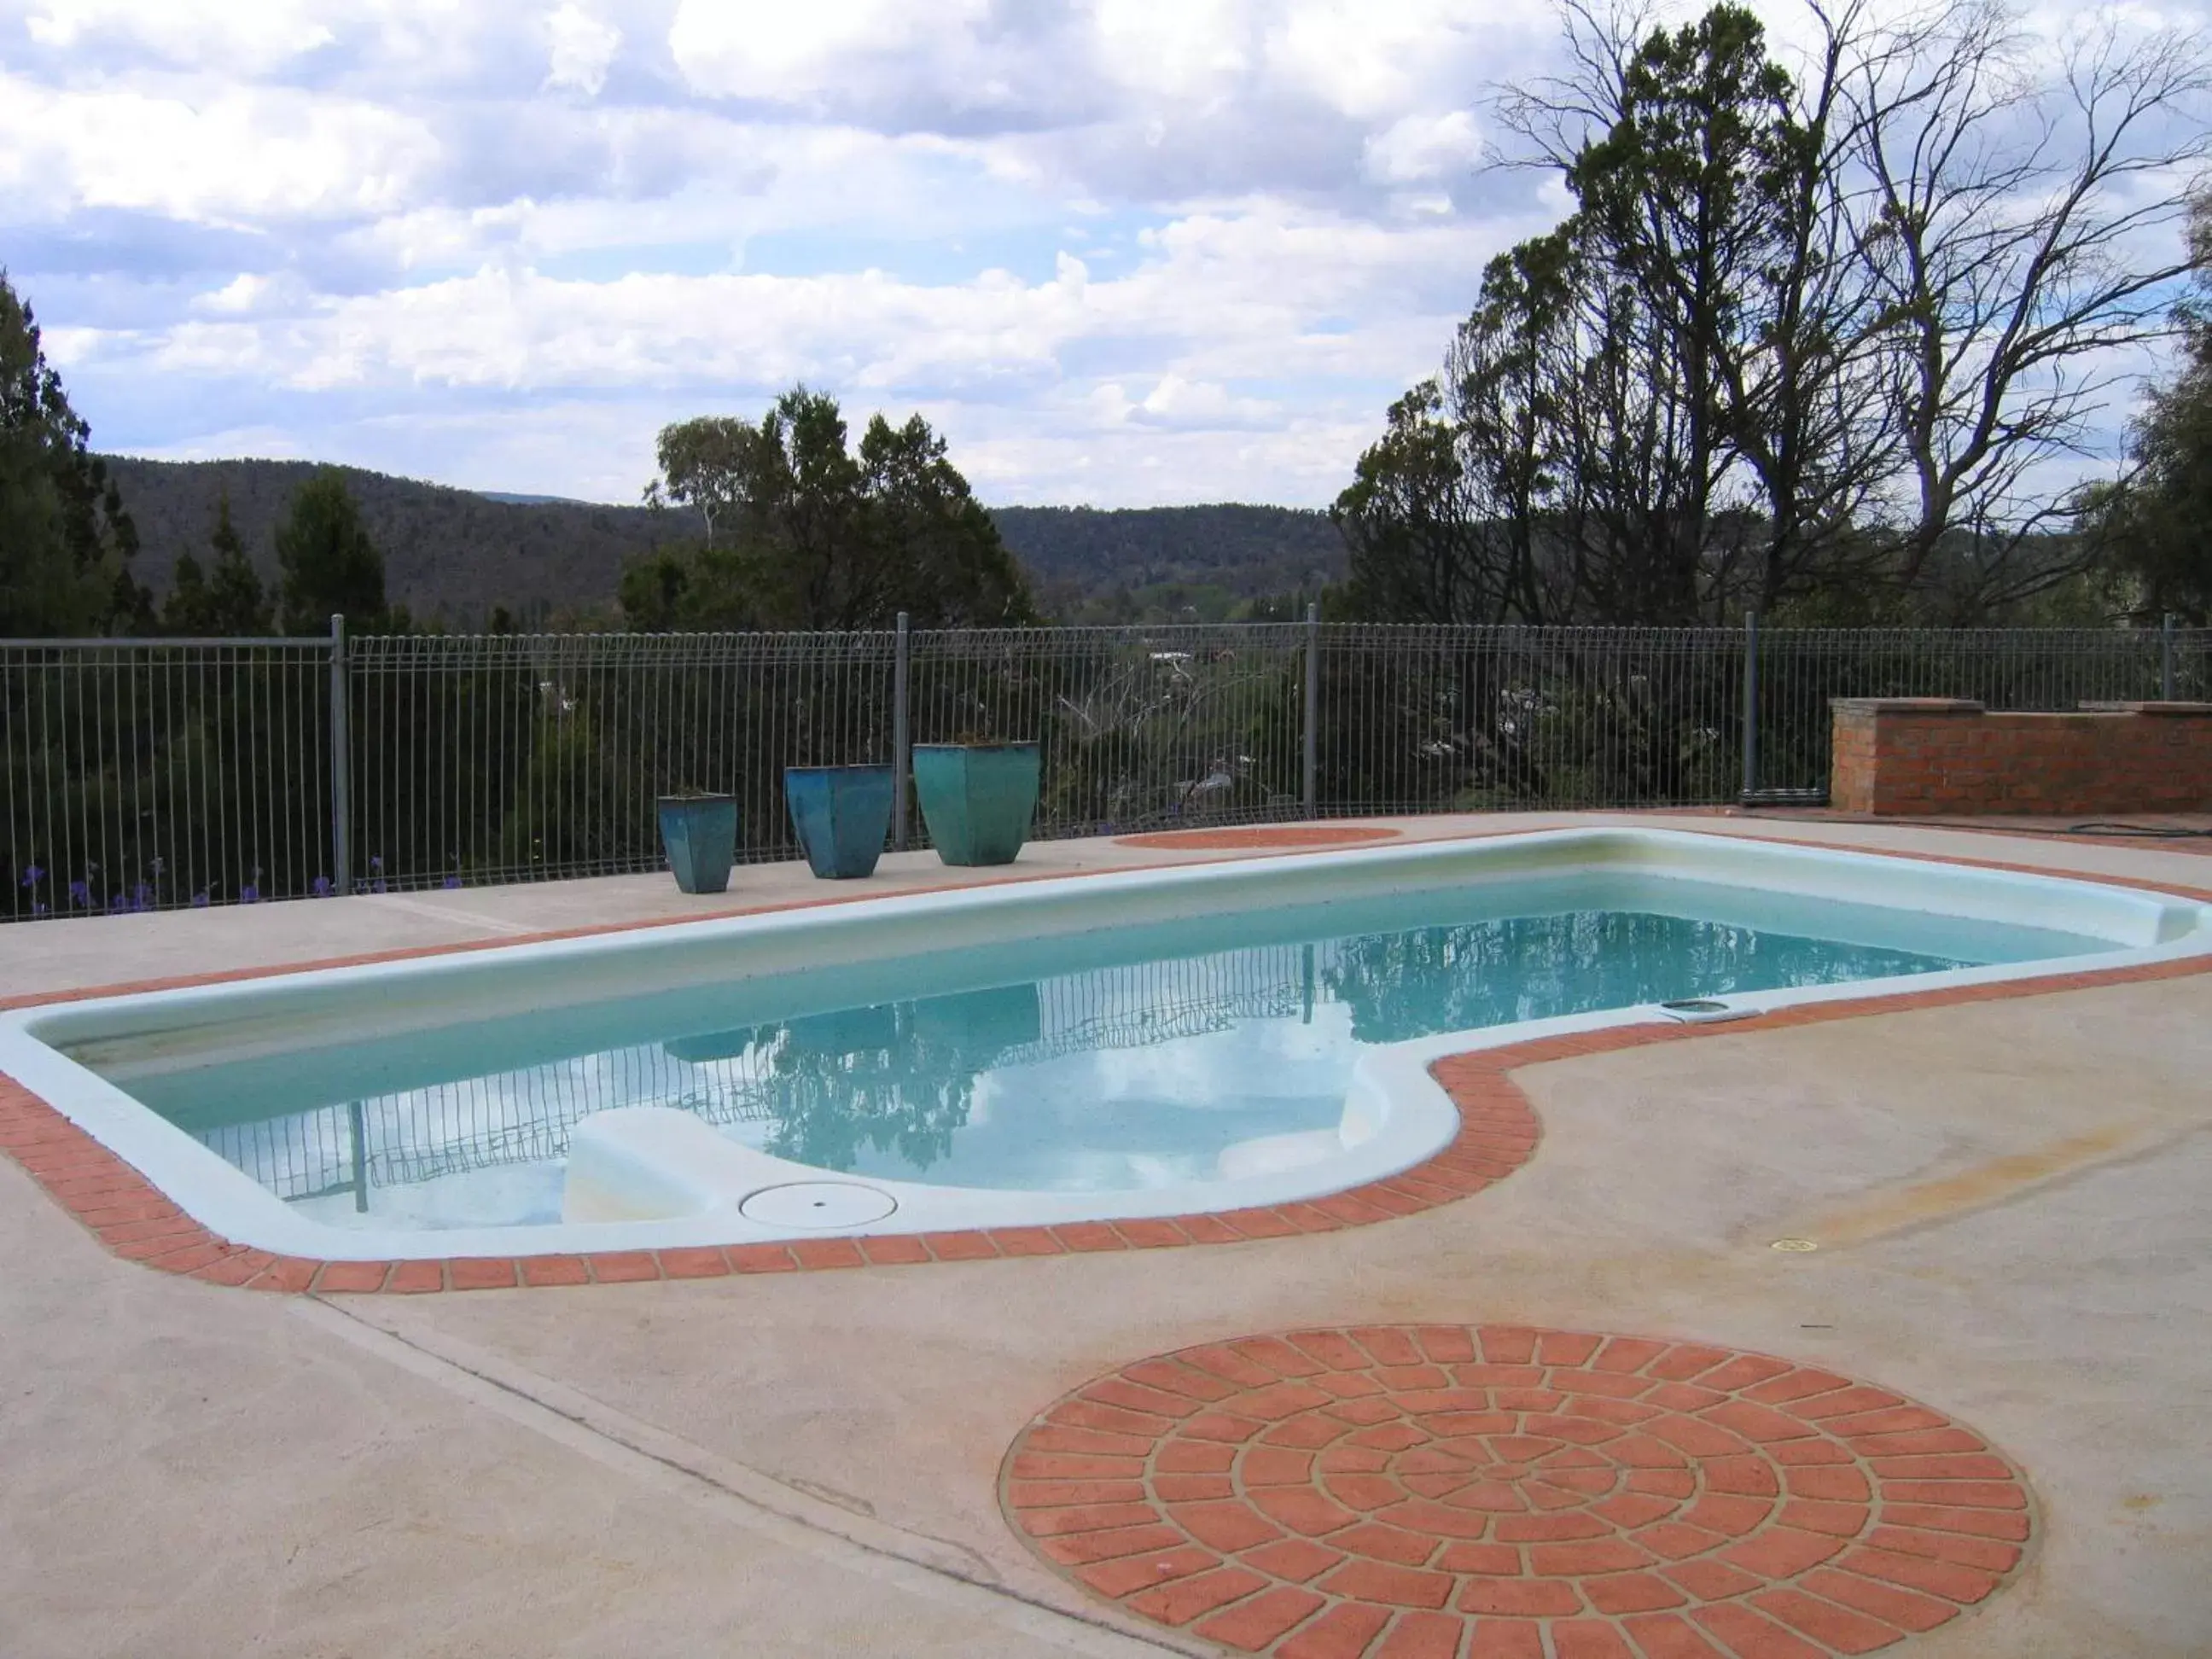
[49, 185, 1492, 503]
[30, 324, 103, 367]
[1130, 374, 1283, 429]
[1365, 109, 1483, 183]
[120, 198, 1489, 399]
[668, 0, 993, 102]
[1091, 0, 1253, 100]
[1269, 0, 1486, 119]
[184, 270, 325, 322]
[0, 71, 441, 220]
[25, 0, 337, 73]
[544, 3, 621, 96]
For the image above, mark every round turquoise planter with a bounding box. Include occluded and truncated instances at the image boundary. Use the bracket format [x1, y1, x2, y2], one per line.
[911, 742, 1040, 866]
[783, 763, 894, 880]
[656, 795, 738, 894]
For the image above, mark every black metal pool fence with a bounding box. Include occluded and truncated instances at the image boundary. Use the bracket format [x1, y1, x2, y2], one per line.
[4, 617, 2205, 921]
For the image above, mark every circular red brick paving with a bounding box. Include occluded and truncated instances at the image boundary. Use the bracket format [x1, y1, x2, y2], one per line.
[1115, 826, 1404, 851]
[1000, 1325, 2032, 1658]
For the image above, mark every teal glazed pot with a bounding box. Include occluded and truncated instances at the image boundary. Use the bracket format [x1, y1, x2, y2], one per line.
[911, 742, 1041, 866]
[656, 795, 738, 894]
[783, 763, 894, 880]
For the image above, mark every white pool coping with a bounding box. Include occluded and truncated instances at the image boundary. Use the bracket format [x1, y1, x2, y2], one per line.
[2, 826, 2206, 1263]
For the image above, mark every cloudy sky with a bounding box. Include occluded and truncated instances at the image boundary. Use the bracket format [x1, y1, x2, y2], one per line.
[0, 0, 1586, 507]
[0, 0, 2196, 511]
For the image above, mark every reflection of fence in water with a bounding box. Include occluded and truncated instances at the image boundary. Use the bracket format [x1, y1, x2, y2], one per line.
[198, 941, 1337, 1202]
[197, 1043, 787, 1202]
[1007, 943, 1324, 1068]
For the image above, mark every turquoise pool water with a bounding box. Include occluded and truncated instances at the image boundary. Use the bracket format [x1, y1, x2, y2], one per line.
[113, 875, 2106, 1231]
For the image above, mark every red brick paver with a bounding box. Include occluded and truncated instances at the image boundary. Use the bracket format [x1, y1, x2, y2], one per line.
[1001, 1326, 2033, 1656]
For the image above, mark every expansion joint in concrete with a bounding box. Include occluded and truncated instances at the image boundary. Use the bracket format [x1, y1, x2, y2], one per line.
[288, 1295, 1202, 1659]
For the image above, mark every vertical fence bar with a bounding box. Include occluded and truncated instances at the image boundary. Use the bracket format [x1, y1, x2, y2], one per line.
[891, 611, 911, 852]
[328, 614, 351, 896]
[1738, 612, 1760, 804]
[1302, 603, 1320, 819]
[2163, 614, 2178, 702]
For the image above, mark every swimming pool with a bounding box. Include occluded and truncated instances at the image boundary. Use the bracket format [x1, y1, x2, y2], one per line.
[2, 828, 2203, 1261]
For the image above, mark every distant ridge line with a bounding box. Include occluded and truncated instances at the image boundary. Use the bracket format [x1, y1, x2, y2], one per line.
[98, 456, 1347, 627]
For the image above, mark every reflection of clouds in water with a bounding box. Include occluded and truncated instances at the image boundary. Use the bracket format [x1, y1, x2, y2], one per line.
[1042, 1002, 1354, 1104]
[967, 1002, 1353, 1127]
[855, 1010, 1356, 1192]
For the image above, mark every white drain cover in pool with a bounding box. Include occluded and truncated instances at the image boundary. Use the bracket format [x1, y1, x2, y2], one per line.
[740, 1181, 898, 1228]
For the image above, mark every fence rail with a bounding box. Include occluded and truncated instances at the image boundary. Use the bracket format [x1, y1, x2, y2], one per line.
[6, 619, 2206, 921]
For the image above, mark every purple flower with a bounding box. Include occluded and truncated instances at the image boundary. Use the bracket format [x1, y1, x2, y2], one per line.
[131, 883, 154, 912]
[311, 875, 332, 898]
[190, 891, 210, 908]
[20, 863, 43, 888]
[442, 874, 463, 889]
[370, 855, 384, 871]
[241, 867, 262, 904]
[67, 879, 90, 907]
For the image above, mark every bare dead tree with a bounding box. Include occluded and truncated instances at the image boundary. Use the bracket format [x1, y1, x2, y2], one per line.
[1847, 0, 2212, 616]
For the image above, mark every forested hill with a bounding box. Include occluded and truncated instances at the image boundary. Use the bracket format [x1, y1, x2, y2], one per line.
[990, 504, 1345, 621]
[101, 457, 667, 630]
[99, 457, 1348, 628]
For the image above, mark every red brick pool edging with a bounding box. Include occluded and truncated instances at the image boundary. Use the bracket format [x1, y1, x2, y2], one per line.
[0, 1057, 1543, 1293]
[0, 835, 2207, 1295]
[1000, 1323, 2035, 1657]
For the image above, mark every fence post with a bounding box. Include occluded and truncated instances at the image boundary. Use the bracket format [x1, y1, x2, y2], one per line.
[892, 610, 911, 852]
[2163, 613, 2177, 702]
[329, 613, 351, 896]
[1302, 602, 1320, 820]
[1739, 610, 1760, 804]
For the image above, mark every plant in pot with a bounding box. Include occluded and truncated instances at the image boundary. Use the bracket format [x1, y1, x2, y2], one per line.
[656, 784, 739, 894]
[783, 761, 894, 879]
[911, 729, 1040, 866]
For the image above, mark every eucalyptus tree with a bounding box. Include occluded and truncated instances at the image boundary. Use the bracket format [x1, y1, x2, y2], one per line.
[2083, 193, 2212, 622]
[626, 387, 1038, 630]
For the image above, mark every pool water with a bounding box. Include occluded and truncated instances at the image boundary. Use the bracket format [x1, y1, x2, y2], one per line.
[114, 876, 2105, 1231]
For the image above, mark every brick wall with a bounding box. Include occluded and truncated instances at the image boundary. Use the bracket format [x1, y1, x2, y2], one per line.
[1829, 699, 2212, 816]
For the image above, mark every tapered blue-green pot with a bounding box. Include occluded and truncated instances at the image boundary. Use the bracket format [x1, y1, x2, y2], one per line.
[783, 763, 894, 879]
[911, 742, 1040, 866]
[657, 795, 738, 894]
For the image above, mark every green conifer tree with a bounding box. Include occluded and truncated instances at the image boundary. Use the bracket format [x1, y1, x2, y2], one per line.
[276, 469, 388, 634]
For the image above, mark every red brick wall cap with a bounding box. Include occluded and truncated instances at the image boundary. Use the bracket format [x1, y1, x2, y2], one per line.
[2076, 701, 2212, 717]
[1828, 697, 1985, 716]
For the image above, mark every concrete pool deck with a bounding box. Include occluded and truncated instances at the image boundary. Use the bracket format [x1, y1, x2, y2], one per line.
[2, 812, 2208, 1657]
